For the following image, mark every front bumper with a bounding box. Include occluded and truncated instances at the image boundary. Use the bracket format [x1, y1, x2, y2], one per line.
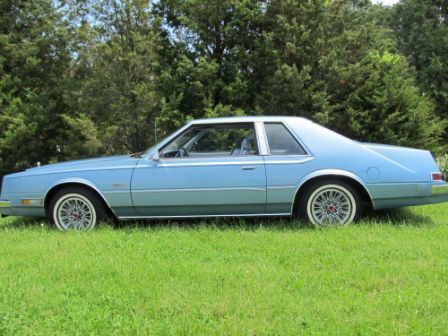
[0, 200, 11, 209]
[0, 200, 11, 216]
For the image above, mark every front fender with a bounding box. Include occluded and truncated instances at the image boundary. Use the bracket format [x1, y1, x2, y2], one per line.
[44, 178, 114, 213]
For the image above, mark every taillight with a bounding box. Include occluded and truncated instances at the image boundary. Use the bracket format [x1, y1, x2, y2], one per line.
[432, 172, 444, 181]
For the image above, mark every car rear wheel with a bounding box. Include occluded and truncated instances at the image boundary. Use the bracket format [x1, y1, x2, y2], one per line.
[49, 187, 107, 231]
[297, 180, 362, 227]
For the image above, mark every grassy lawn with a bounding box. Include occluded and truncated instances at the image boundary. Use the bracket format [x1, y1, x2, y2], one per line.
[1, 205, 448, 335]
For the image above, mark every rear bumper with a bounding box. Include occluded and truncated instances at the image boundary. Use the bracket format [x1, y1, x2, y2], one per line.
[370, 182, 448, 210]
[432, 184, 448, 195]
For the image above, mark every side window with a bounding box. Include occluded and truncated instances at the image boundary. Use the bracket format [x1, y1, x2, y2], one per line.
[160, 123, 259, 158]
[264, 123, 306, 155]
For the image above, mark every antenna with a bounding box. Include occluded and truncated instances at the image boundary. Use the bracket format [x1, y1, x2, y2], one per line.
[154, 117, 158, 143]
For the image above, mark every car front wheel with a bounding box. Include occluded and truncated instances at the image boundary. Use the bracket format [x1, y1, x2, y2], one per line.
[297, 181, 361, 227]
[49, 187, 106, 231]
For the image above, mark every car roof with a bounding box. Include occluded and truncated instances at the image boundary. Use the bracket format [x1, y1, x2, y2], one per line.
[188, 116, 311, 125]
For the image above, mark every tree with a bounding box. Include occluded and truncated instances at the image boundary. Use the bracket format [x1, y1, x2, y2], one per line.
[69, 0, 164, 153]
[154, 0, 266, 125]
[0, 0, 445, 177]
[390, 0, 448, 133]
[0, 0, 72, 175]
[253, 0, 444, 150]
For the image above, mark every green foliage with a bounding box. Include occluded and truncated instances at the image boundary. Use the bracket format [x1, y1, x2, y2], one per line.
[390, 0, 448, 126]
[0, 0, 72, 174]
[0, 0, 446, 174]
[68, 0, 164, 154]
[61, 114, 103, 159]
[321, 50, 444, 150]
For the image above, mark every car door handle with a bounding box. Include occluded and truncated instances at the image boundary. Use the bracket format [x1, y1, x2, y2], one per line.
[241, 165, 257, 170]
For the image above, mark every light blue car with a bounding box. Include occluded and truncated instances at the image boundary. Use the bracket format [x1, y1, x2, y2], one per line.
[1, 116, 447, 230]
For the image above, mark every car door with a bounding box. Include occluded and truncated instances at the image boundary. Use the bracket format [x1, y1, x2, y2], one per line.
[131, 122, 267, 217]
[262, 122, 314, 214]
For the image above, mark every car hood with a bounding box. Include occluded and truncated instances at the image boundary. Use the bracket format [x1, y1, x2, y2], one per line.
[20, 155, 139, 176]
[361, 143, 439, 178]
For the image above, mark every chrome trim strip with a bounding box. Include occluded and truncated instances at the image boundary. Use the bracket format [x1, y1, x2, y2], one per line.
[118, 213, 291, 220]
[0, 200, 11, 208]
[103, 190, 132, 194]
[138, 158, 313, 168]
[142, 161, 263, 168]
[267, 185, 296, 190]
[264, 157, 314, 165]
[16, 165, 137, 177]
[132, 187, 266, 193]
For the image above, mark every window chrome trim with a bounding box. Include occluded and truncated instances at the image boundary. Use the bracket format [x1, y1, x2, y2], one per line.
[255, 121, 269, 155]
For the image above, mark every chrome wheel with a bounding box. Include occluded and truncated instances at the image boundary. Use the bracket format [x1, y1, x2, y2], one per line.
[53, 193, 97, 230]
[306, 184, 356, 226]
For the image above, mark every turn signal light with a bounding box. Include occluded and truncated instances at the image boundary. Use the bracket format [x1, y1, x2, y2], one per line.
[432, 173, 444, 181]
[21, 199, 41, 206]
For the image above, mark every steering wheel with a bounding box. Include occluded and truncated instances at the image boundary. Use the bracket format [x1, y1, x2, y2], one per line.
[175, 148, 188, 158]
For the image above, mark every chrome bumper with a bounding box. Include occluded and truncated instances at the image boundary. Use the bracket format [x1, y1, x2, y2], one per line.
[0, 200, 11, 208]
[432, 184, 448, 195]
[0, 200, 11, 216]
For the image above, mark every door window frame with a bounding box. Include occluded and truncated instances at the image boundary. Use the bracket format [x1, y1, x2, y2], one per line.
[156, 122, 263, 160]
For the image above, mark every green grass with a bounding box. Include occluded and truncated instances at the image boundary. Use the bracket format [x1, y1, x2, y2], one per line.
[1, 205, 448, 335]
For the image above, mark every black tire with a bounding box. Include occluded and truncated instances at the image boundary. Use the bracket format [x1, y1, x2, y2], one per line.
[295, 179, 362, 227]
[49, 186, 108, 231]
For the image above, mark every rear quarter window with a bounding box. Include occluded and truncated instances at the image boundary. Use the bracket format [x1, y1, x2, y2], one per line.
[264, 123, 306, 155]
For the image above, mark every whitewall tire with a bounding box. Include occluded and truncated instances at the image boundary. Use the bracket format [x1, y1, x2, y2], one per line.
[49, 187, 107, 231]
[296, 180, 362, 227]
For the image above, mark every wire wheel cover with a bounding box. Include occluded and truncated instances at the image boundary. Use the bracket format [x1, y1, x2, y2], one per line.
[54, 194, 96, 230]
[307, 184, 356, 226]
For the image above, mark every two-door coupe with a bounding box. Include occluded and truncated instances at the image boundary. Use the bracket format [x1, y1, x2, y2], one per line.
[1, 116, 448, 230]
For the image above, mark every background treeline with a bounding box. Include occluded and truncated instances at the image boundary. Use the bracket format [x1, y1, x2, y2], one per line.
[0, 0, 447, 176]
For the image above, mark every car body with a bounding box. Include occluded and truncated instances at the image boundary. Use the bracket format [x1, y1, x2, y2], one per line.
[1, 116, 447, 229]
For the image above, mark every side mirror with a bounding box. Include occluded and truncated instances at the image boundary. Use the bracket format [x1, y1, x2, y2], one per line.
[151, 151, 160, 161]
